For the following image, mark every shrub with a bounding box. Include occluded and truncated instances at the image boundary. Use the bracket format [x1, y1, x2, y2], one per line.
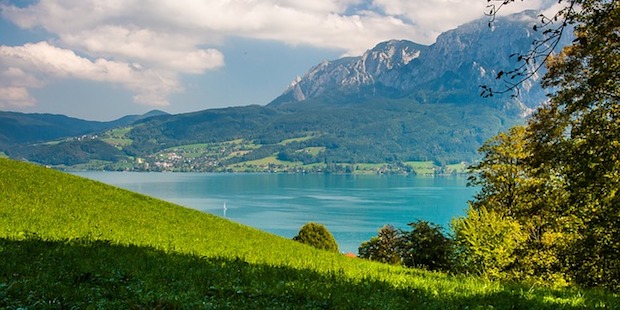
[293, 222, 339, 253]
[359, 221, 453, 271]
[451, 206, 527, 278]
[398, 220, 453, 271]
[358, 225, 401, 265]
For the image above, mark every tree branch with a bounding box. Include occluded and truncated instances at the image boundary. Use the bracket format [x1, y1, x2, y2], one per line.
[480, 0, 578, 98]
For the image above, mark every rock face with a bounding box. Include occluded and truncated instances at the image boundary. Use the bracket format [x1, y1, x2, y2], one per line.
[272, 40, 428, 104]
[270, 10, 553, 111]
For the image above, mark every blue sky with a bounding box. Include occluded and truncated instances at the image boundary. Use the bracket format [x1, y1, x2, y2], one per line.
[0, 0, 551, 121]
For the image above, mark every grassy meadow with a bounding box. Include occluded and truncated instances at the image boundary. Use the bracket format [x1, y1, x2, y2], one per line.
[0, 158, 618, 308]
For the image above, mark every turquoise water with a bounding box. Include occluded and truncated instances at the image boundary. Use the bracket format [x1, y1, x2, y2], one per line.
[74, 172, 477, 253]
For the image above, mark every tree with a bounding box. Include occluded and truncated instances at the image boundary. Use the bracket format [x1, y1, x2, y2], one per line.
[475, 0, 620, 290]
[358, 225, 402, 265]
[466, 125, 569, 282]
[358, 221, 453, 271]
[481, 0, 577, 97]
[293, 222, 339, 253]
[398, 220, 453, 271]
[452, 205, 527, 278]
[467, 126, 531, 216]
[528, 0, 620, 290]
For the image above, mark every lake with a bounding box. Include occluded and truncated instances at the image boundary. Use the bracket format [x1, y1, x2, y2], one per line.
[73, 172, 477, 253]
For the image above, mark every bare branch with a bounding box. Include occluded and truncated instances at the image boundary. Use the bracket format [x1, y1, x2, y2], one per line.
[480, 0, 578, 98]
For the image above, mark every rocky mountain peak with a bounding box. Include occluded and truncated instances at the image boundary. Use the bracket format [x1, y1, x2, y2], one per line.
[271, 40, 427, 105]
[361, 39, 424, 73]
[270, 10, 556, 110]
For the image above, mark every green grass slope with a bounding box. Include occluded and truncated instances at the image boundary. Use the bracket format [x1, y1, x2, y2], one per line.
[0, 158, 617, 308]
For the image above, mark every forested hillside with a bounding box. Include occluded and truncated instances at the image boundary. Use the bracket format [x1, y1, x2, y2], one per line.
[4, 98, 521, 172]
[0, 110, 168, 150]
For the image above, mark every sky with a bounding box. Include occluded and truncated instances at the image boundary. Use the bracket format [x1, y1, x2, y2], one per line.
[0, 0, 553, 121]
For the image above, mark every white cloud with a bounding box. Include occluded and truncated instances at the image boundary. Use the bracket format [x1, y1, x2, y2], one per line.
[0, 86, 36, 107]
[0, 0, 557, 109]
[1, 0, 417, 55]
[273, 0, 359, 13]
[2, 0, 558, 58]
[371, 0, 551, 43]
[60, 25, 224, 73]
[0, 41, 182, 106]
[1, 67, 43, 88]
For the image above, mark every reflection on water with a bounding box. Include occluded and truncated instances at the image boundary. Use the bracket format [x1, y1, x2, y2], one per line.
[73, 172, 477, 253]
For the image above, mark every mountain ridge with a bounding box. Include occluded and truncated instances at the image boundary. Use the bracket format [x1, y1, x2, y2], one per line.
[0, 109, 169, 147]
[270, 10, 547, 109]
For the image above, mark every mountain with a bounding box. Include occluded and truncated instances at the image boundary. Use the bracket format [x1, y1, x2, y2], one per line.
[270, 40, 428, 105]
[109, 109, 170, 127]
[0, 109, 169, 147]
[270, 10, 549, 111]
[3, 11, 560, 170]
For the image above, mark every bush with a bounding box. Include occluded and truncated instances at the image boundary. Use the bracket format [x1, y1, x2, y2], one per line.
[358, 225, 401, 265]
[398, 220, 453, 271]
[451, 206, 527, 278]
[293, 222, 339, 253]
[359, 221, 453, 271]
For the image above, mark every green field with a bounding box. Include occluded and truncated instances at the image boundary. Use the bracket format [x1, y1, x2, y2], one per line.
[405, 161, 436, 175]
[278, 135, 316, 145]
[444, 162, 468, 174]
[300, 146, 325, 156]
[1, 158, 617, 308]
[101, 126, 133, 148]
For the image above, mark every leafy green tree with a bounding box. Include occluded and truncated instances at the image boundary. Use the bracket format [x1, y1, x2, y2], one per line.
[358, 225, 402, 265]
[466, 125, 569, 282]
[467, 126, 531, 216]
[293, 222, 339, 253]
[530, 0, 620, 290]
[358, 221, 453, 271]
[398, 220, 453, 271]
[452, 206, 527, 278]
[476, 0, 620, 290]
